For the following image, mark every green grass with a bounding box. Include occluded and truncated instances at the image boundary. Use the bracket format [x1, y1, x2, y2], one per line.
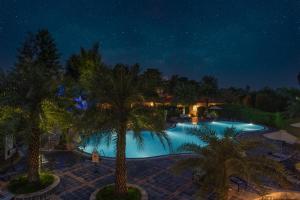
[96, 185, 141, 200]
[8, 173, 54, 194]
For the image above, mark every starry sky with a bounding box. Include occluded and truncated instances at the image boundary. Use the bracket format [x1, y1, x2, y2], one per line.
[0, 0, 299, 88]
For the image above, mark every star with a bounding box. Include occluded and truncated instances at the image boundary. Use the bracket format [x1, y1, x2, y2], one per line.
[0, 0, 298, 88]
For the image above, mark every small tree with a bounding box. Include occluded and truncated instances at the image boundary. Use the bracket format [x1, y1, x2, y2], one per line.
[173, 128, 288, 199]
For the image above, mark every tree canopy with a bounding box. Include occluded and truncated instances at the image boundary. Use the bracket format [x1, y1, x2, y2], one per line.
[0, 29, 64, 183]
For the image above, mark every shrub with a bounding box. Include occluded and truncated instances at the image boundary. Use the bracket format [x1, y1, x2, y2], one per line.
[8, 173, 54, 194]
[219, 104, 287, 129]
[166, 107, 181, 118]
[96, 185, 141, 200]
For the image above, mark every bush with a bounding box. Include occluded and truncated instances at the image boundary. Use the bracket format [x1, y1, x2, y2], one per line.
[219, 104, 287, 129]
[166, 107, 181, 118]
[197, 106, 206, 118]
[96, 185, 141, 200]
[8, 173, 54, 194]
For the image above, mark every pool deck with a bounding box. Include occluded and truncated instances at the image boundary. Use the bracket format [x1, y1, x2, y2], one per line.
[1, 130, 300, 200]
[43, 152, 197, 200]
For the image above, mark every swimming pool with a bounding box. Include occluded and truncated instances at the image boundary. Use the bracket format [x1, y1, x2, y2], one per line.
[79, 121, 266, 158]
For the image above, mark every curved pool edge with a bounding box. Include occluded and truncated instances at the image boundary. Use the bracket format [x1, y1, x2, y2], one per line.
[77, 120, 270, 159]
[74, 148, 197, 161]
[75, 129, 271, 160]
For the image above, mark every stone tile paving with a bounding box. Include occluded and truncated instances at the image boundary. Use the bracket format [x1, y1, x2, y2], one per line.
[39, 137, 300, 200]
[42, 151, 197, 200]
[2, 134, 299, 200]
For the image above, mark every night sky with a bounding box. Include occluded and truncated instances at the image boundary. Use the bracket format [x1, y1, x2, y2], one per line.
[0, 0, 299, 88]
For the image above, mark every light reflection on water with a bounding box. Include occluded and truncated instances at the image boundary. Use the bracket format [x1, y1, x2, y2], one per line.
[79, 121, 265, 158]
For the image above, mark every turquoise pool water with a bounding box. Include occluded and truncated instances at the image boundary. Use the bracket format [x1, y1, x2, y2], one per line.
[79, 121, 266, 158]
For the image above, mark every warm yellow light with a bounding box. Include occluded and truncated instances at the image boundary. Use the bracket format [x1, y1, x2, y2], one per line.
[192, 105, 197, 112]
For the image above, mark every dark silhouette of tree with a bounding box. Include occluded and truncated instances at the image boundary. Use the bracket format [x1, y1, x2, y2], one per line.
[242, 95, 253, 107]
[167, 75, 199, 114]
[139, 68, 164, 99]
[199, 76, 218, 107]
[1, 30, 61, 184]
[254, 88, 288, 112]
[65, 43, 102, 82]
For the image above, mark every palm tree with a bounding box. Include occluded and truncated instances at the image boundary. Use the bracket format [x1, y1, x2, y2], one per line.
[74, 58, 169, 195]
[1, 30, 62, 183]
[173, 127, 288, 200]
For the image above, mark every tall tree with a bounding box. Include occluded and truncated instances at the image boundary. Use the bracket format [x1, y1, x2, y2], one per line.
[64, 43, 103, 100]
[1, 30, 61, 183]
[167, 75, 199, 114]
[173, 80, 199, 114]
[139, 68, 164, 99]
[74, 59, 169, 195]
[298, 72, 300, 86]
[173, 128, 288, 199]
[199, 76, 218, 107]
[65, 43, 102, 82]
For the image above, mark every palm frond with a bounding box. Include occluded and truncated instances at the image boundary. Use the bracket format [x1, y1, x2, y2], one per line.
[172, 127, 289, 199]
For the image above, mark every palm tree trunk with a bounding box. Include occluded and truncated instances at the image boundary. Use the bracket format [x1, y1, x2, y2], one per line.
[115, 123, 127, 195]
[27, 127, 40, 183]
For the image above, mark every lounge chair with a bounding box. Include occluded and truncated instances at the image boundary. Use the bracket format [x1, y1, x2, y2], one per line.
[230, 176, 264, 195]
[230, 176, 247, 192]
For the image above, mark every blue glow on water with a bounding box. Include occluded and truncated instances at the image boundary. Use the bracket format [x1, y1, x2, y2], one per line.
[79, 121, 265, 158]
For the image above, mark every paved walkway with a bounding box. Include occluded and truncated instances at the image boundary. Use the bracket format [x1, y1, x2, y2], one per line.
[43, 152, 197, 200]
[2, 132, 300, 200]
